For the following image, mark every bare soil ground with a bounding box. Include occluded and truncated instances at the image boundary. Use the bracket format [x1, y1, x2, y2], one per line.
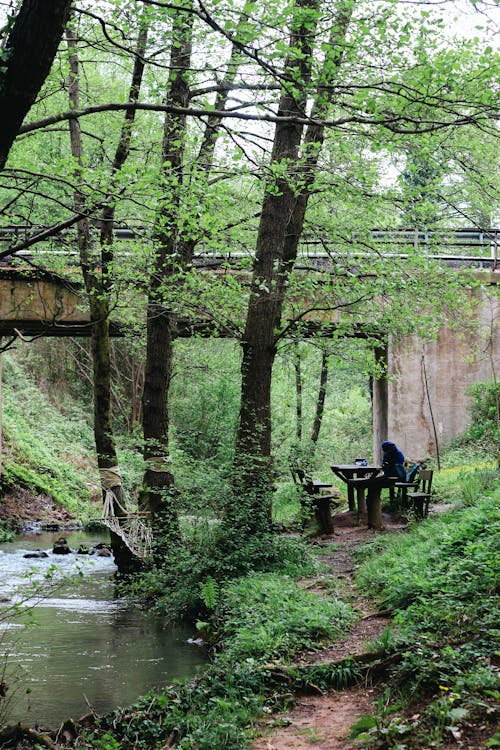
[0, 486, 77, 527]
[252, 510, 407, 750]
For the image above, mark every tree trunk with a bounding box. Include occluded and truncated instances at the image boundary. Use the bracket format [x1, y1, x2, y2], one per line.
[311, 349, 329, 444]
[227, 0, 354, 538]
[141, 3, 247, 548]
[372, 343, 389, 462]
[0, 0, 70, 169]
[294, 347, 303, 442]
[141, 7, 193, 548]
[228, 0, 320, 535]
[66, 25, 138, 574]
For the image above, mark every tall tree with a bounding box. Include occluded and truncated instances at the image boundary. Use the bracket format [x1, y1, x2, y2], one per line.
[141, 2, 250, 548]
[225, 0, 352, 536]
[66, 14, 149, 572]
[141, 3, 193, 548]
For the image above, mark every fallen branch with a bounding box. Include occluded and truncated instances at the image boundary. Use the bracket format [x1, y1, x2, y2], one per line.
[0, 724, 60, 750]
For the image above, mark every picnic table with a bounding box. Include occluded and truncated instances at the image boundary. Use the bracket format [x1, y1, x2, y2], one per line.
[330, 464, 380, 511]
[331, 463, 395, 530]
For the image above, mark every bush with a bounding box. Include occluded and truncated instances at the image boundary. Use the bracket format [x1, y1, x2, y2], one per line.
[456, 380, 500, 454]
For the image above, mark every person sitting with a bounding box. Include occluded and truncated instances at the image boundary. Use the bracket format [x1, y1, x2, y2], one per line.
[381, 440, 406, 481]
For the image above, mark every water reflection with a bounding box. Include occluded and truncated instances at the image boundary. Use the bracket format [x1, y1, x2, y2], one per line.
[0, 530, 206, 728]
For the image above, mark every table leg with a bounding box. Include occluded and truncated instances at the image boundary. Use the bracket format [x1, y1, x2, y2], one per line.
[366, 487, 382, 529]
[356, 485, 367, 514]
[347, 484, 356, 512]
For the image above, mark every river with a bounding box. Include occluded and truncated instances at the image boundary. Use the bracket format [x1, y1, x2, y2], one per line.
[0, 529, 206, 729]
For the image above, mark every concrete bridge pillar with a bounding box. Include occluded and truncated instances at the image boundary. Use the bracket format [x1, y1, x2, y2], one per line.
[373, 284, 500, 461]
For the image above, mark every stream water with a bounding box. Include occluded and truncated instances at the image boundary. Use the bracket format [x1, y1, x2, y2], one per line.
[0, 529, 206, 729]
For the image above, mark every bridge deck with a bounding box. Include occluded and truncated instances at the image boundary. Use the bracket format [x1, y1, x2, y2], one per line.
[1, 229, 499, 340]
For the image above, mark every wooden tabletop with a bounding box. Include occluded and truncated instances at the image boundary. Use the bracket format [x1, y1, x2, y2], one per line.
[331, 464, 379, 471]
[331, 465, 381, 484]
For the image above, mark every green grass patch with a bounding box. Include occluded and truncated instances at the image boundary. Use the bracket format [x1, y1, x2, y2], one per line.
[217, 572, 354, 661]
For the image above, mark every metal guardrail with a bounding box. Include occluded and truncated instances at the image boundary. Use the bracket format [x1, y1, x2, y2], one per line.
[1, 226, 499, 266]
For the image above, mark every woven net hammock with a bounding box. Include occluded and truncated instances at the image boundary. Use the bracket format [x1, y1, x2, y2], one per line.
[101, 490, 153, 560]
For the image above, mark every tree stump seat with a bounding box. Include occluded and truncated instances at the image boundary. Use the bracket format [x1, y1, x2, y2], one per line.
[291, 468, 342, 534]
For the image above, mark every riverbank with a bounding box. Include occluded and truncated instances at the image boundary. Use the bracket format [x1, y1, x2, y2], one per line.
[0, 485, 79, 530]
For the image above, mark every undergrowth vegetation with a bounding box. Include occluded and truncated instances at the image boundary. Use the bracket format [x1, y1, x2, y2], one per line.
[82, 550, 357, 750]
[13, 338, 373, 518]
[0, 356, 97, 514]
[353, 472, 500, 749]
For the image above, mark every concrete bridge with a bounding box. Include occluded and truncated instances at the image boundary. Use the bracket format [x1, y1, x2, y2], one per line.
[1, 236, 500, 459]
[0, 268, 95, 340]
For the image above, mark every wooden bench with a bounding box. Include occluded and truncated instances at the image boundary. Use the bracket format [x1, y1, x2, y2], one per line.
[291, 468, 341, 534]
[407, 469, 433, 519]
[389, 462, 421, 510]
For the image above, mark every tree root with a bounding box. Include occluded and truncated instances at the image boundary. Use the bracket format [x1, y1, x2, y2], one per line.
[266, 648, 404, 694]
[0, 723, 60, 749]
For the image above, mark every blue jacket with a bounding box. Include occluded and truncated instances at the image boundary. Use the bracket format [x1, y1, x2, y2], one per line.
[381, 441, 405, 479]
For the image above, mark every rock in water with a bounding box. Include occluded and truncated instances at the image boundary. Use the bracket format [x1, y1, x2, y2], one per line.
[52, 537, 71, 555]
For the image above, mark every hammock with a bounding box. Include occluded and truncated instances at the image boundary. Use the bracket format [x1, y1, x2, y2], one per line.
[101, 489, 152, 560]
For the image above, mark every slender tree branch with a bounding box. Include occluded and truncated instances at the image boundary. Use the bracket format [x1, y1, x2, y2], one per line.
[18, 101, 496, 137]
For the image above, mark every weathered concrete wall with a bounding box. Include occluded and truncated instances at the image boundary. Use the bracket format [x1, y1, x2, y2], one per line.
[0, 276, 84, 323]
[375, 287, 500, 460]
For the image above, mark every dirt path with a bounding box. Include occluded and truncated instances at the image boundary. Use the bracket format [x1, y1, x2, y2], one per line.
[252, 511, 406, 750]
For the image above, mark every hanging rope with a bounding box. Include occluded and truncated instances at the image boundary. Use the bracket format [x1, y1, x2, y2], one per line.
[99, 466, 152, 559]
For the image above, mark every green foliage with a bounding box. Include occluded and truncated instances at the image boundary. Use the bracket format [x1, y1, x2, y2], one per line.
[0, 521, 15, 543]
[457, 380, 500, 452]
[11, 337, 373, 522]
[126, 528, 318, 623]
[199, 575, 219, 610]
[217, 573, 354, 661]
[273, 342, 373, 473]
[90, 733, 121, 750]
[357, 488, 499, 613]
[170, 340, 240, 464]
